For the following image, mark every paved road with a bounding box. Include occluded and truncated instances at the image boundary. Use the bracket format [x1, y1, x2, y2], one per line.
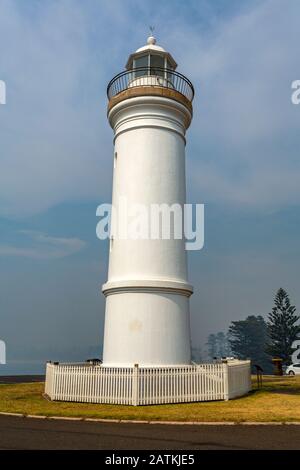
[0, 375, 45, 384]
[0, 415, 299, 450]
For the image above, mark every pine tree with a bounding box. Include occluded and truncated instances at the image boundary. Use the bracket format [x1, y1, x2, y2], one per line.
[228, 315, 271, 372]
[216, 332, 231, 357]
[225, 332, 232, 357]
[266, 288, 300, 364]
[206, 331, 231, 360]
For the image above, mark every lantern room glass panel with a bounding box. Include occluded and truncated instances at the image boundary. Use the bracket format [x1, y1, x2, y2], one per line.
[150, 54, 164, 77]
[134, 55, 149, 77]
[167, 59, 175, 84]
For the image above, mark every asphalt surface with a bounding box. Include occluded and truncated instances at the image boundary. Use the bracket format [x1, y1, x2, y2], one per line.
[0, 415, 299, 450]
[0, 375, 45, 384]
[0, 375, 299, 451]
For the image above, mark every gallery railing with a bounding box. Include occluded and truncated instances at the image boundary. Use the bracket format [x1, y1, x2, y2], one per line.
[107, 67, 195, 103]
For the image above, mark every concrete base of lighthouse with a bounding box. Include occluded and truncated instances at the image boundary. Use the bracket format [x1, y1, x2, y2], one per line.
[102, 280, 193, 367]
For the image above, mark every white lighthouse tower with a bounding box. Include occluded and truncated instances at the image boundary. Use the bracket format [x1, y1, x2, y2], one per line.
[102, 35, 194, 367]
[45, 36, 252, 405]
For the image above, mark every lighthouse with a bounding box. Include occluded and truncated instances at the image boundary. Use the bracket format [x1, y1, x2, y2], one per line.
[45, 36, 252, 405]
[102, 35, 194, 367]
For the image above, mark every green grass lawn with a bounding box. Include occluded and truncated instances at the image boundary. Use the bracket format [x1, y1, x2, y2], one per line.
[0, 375, 299, 422]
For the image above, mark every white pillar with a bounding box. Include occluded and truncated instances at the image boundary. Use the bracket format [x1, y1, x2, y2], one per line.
[102, 92, 193, 367]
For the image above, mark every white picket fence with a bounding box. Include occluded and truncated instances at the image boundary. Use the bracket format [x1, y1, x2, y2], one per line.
[45, 360, 251, 406]
[227, 360, 252, 399]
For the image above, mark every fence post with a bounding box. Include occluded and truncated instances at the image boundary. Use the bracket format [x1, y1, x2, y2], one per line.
[49, 364, 54, 399]
[224, 363, 229, 401]
[50, 364, 55, 400]
[248, 360, 252, 391]
[132, 364, 139, 406]
[46, 363, 54, 400]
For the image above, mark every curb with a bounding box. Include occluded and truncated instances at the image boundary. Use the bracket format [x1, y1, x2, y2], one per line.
[0, 412, 300, 426]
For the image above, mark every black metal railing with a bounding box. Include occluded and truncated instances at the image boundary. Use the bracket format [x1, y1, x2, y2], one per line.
[107, 67, 194, 102]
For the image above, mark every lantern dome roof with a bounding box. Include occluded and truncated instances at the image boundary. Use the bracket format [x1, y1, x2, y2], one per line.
[125, 35, 177, 70]
[135, 35, 166, 53]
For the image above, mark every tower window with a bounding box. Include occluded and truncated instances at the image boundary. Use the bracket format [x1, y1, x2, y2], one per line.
[134, 55, 148, 77]
[114, 151, 117, 168]
[167, 59, 173, 70]
[133, 53, 170, 80]
[150, 54, 164, 77]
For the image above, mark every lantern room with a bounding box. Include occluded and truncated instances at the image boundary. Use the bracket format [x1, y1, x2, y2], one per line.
[107, 35, 194, 113]
[125, 35, 177, 78]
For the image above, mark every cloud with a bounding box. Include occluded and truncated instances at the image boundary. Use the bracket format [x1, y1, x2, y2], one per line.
[0, 230, 86, 259]
[0, 0, 112, 217]
[0, 0, 299, 217]
[175, 0, 300, 209]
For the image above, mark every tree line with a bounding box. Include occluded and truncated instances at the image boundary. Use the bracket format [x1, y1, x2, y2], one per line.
[206, 288, 300, 373]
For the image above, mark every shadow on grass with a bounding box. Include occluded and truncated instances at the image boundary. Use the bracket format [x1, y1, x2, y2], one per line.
[253, 376, 300, 396]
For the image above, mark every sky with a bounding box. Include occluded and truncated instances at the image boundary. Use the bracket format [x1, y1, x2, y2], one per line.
[0, 0, 299, 373]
